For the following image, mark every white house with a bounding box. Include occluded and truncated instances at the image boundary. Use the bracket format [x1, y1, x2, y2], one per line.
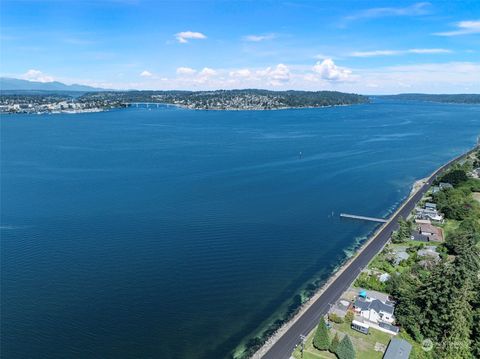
[353, 296, 395, 324]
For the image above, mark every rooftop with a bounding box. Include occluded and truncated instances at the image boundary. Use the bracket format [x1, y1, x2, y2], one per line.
[383, 338, 412, 359]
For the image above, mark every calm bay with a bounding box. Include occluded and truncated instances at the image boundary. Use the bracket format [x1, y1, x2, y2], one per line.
[1, 99, 479, 358]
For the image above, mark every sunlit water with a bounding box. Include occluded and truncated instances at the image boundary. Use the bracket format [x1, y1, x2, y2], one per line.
[1, 99, 479, 358]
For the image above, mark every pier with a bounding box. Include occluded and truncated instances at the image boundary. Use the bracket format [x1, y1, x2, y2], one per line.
[339, 213, 388, 223]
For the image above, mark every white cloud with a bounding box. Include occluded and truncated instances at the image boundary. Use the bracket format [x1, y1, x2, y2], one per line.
[350, 48, 451, 57]
[140, 70, 153, 77]
[350, 50, 400, 57]
[256, 64, 291, 86]
[176, 67, 197, 75]
[243, 34, 276, 42]
[408, 48, 451, 54]
[434, 20, 480, 36]
[175, 31, 207, 43]
[312, 59, 351, 81]
[22, 69, 54, 82]
[229, 69, 252, 78]
[199, 67, 217, 77]
[343, 2, 430, 23]
[195, 68, 218, 84]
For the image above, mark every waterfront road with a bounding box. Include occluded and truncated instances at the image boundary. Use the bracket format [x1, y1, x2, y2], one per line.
[261, 148, 476, 359]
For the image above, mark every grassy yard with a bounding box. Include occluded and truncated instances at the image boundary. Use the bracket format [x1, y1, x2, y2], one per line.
[292, 321, 392, 359]
[292, 331, 336, 359]
[439, 219, 459, 239]
[331, 322, 392, 359]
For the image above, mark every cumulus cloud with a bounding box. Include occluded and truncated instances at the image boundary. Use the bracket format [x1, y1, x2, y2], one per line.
[175, 31, 207, 43]
[140, 70, 153, 77]
[434, 20, 480, 36]
[229, 69, 252, 78]
[116, 60, 479, 93]
[312, 59, 351, 81]
[256, 64, 291, 86]
[22, 69, 54, 82]
[350, 48, 451, 57]
[243, 34, 276, 42]
[199, 67, 217, 77]
[176, 67, 197, 75]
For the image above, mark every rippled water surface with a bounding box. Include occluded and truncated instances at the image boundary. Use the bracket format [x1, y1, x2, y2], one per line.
[2, 99, 479, 358]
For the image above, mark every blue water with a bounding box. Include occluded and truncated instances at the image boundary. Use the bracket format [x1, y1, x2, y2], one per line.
[1, 100, 479, 359]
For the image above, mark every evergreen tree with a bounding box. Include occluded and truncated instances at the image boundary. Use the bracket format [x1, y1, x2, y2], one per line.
[392, 218, 411, 243]
[312, 318, 330, 351]
[438, 169, 468, 187]
[336, 334, 355, 359]
[329, 333, 340, 353]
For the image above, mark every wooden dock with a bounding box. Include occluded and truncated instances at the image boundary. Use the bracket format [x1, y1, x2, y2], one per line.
[340, 213, 388, 223]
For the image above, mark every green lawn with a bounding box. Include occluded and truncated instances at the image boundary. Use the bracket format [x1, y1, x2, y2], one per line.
[292, 331, 336, 359]
[332, 322, 392, 359]
[439, 219, 460, 239]
[292, 321, 393, 359]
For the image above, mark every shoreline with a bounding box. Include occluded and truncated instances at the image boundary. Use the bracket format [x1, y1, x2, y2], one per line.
[0, 102, 366, 115]
[250, 145, 478, 359]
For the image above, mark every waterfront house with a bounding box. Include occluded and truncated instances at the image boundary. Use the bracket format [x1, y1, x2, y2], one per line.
[353, 296, 395, 324]
[383, 338, 412, 359]
[415, 208, 444, 222]
[414, 218, 431, 225]
[424, 202, 437, 210]
[418, 223, 444, 242]
[410, 231, 429, 242]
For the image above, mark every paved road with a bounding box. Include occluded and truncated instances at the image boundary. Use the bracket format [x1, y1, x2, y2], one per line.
[261, 149, 476, 359]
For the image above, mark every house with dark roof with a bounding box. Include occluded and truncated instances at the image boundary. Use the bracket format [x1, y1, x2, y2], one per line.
[410, 230, 429, 242]
[383, 338, 412, 359]
[418, 223, 444, 242]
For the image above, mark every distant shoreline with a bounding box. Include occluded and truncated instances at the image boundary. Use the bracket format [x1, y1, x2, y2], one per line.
[1, 102, 364, 115]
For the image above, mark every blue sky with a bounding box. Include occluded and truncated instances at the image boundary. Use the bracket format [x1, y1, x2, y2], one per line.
[1, 0, 479, 93]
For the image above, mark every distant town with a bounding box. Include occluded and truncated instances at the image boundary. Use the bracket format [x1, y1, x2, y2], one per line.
[0, 89, 369, 114]
[0, 93, 125, 114]
[2, 90, 480, 115]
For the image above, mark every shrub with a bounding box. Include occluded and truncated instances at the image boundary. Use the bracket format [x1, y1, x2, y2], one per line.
[345, 311, 354, 323]
[328, 313, 344, 324]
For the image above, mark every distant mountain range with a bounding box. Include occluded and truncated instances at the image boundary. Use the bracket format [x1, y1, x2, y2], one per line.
[0, 77, 106, 92]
